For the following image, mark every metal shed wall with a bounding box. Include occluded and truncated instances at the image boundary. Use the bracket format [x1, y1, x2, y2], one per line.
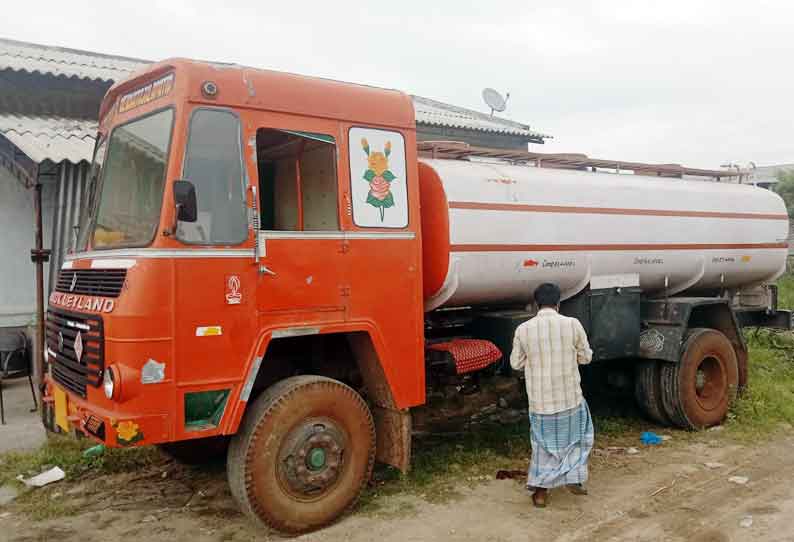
[47, 161, 89, 290]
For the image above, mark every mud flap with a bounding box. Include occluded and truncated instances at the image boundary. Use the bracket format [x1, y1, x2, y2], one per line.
[371, 406, 411, 473]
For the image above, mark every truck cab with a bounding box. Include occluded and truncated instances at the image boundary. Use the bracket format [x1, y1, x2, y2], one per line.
[44, 59, 425, 533]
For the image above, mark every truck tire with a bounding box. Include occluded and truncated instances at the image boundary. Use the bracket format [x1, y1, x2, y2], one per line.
[660, 328, 739, 429]
[634, 360, 671, 426]
[158, 436, 230, 464]
[41, 397, 57, 433]
[227, 375, 375, 534]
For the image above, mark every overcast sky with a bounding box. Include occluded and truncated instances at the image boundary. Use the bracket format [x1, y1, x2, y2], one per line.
[2, 1, 792, 168]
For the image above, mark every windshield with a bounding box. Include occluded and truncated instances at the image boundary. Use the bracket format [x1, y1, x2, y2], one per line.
[86, 109, 174, 249]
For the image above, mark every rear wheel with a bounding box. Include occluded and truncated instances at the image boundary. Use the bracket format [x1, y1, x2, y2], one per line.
[634, 360, 672, 426]
[660, 328, 739, 429]
[228, 375, 375, 534]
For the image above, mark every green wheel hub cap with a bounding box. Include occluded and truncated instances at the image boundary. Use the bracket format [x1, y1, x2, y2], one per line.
[308, 447, 326, 470]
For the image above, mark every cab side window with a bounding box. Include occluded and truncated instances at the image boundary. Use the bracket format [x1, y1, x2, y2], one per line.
[256, 129, 339, 231]
[179, 109, 248, 244]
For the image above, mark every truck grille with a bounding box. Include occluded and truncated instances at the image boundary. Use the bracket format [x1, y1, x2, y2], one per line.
[46, 307, 105, 398]
[55, 269, 126, 298]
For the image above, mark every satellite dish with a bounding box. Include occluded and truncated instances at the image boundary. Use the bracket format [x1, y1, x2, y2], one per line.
[482, 88, 509, 115]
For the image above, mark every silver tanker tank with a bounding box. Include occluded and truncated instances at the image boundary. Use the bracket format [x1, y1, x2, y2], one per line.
[418, 159, 788, 311]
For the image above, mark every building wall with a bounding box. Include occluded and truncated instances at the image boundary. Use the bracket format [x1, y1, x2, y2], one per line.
[0, 166, 36, 327]
[0, 164, 63, 328]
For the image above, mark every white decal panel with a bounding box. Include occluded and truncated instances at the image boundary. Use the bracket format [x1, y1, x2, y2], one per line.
[348, 127, 408, 229]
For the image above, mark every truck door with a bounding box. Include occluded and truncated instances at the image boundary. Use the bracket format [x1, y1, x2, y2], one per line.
[173, 107, 258, 429]
[252, 128, 347, 321]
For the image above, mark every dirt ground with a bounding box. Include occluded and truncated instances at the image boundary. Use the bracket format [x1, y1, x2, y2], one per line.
[2, 429, 793, 542]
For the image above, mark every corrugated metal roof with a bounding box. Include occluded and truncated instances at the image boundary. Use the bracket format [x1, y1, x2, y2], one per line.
[412, 95, 550, 140]
[0, 38, 550, 147]
[0, 38, 147, 82]
[0, 114, 96, 163]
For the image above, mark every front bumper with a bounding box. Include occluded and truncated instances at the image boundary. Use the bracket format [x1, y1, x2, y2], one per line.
[43, 376, 168, 447]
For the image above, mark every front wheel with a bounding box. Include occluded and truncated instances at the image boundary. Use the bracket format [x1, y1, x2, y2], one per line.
[227, 375, 375, 534]
[660, 328, 739, 429]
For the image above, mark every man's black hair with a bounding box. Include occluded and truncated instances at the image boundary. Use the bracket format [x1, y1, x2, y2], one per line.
[534, 282, 561, 308]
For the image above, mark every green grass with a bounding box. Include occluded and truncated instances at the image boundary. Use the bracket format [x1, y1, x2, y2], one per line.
[0, 435, 162, 521]
[0, 434, 160, 488]
[359, 403, 653, 514]
[777, 273, 794, 309]
[358, 420, 530, 512]
[726, 332, 794, 439]
[722, 273, 794, 439]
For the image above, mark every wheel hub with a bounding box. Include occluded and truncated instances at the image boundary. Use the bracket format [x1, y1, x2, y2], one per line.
[695, 369, 707, 391]
[694, 355, 726, 411]
[279, 420, 345, 497]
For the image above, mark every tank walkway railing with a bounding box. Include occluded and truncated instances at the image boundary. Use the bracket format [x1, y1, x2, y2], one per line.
[417, 141, 739, 181]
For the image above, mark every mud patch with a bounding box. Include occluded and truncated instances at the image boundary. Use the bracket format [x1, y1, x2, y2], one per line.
[746, 504, 780, 515]
[690, 529, 730, 542]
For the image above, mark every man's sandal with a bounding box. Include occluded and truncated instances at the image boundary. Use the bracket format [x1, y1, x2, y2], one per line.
[532, 488, 548, 508]
[567, 483, 588, 496]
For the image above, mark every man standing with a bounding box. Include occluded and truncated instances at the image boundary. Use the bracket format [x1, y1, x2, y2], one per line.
[510, 282, 594, 508]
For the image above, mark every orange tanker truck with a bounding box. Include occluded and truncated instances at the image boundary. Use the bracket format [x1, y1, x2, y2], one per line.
[42, 58, 791, 533]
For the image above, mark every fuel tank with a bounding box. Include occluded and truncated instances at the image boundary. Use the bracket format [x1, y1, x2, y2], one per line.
[418, 159, 789, 311]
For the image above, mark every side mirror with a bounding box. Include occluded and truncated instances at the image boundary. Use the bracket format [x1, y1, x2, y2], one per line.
[173, 180, 197, 223]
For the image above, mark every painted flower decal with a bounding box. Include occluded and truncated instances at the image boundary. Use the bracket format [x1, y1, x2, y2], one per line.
[361, 138, 397, 221]
[115, 420, 143, 445]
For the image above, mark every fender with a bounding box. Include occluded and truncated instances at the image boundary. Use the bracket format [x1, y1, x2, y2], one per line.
[638, 297, 748, 389]
[221, 320, 418, 436]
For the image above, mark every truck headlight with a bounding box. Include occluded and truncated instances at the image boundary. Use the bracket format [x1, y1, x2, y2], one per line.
[103, 367, 116, 399]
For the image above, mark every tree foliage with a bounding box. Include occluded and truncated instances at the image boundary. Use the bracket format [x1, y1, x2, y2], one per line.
[774, 169, 794, 217]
